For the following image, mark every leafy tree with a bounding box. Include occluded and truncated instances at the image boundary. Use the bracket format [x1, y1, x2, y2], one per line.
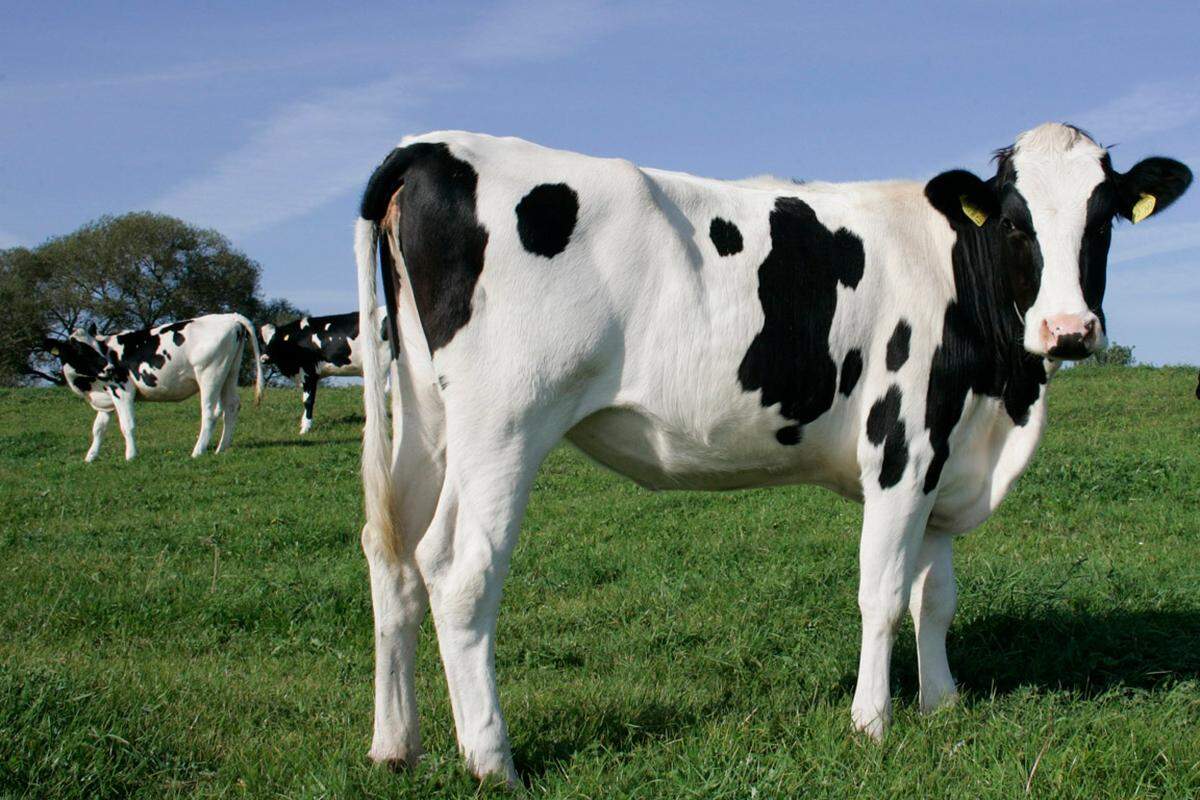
[1082, 340, 1136, 367]
[1, 212, 295, 386]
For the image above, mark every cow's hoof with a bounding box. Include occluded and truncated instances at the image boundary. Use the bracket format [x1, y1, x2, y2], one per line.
[919, 686, 959, 715]
[851, 707, 889, 741]
[368, 744, 423, 772]
[465, 751, 518, 789]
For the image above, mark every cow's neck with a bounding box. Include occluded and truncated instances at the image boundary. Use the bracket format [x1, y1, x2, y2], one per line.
[946, 222, 1049, 424]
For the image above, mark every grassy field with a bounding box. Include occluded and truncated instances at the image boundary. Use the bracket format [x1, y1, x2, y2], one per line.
[1, 367, 1199, 799]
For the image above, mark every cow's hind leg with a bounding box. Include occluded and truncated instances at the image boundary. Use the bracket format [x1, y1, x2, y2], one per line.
[365, 440, 444, 766]
[417, 421, 559, 785]
[85, 410, 111, 462]
[215, 360, 242, 453]
[851, 490, 935, 739]
[191, 377, 221, 457]
[908, 531, 958, 712]
[299, 370, 318, 434]
[109, 385, 137, 460]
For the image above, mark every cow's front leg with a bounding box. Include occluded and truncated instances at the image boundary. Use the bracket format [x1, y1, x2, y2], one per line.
[85, 410, 111, 462]
[299, 370, 318, 434]
[909, 531, 958, 713]
[851, 491, 933, 739]
[108, 386, 137, 461]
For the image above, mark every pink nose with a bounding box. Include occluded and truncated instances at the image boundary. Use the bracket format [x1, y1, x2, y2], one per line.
[1040, 313, 1098, 359]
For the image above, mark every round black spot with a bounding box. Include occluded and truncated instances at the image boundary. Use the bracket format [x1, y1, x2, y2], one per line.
[839, 349, 863, 397]
[886, 319, 911, 371]
[709, 217, 743, 256]
[775, 425, 801, 446]
[516, 183, 579, 258]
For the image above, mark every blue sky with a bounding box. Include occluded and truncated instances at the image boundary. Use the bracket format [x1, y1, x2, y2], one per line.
[2, 1, 1197, 363]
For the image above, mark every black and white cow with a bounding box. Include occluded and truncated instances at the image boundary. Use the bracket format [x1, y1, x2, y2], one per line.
[258, 307, 388, 434]
[351, 124, 1191, 782]
[46, 313, 264, 461]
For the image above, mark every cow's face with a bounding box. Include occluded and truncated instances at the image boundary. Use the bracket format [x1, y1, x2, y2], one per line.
[927, 123, 1191, 360]
[258, 323, 302, 377]
[44, 329, 109, 377]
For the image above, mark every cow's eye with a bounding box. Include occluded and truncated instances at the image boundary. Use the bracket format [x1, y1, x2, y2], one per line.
[1001, 217, 1017, 233]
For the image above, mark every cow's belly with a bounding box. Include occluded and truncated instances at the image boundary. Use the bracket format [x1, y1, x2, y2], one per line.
[566, 403, 863, 498]
[133, 362, 200, 402]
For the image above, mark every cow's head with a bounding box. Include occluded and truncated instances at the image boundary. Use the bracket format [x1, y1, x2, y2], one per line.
[258, 322, 301, 376]
[43, 326, 110, 378]
[259, 323, 277, 365]
[926, 123, 1191, 360]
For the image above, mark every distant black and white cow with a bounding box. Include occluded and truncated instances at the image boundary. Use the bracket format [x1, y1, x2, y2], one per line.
[46, 314, 263, 461]
[351, 124, 1191, 782]
[258, 307, 388, 433]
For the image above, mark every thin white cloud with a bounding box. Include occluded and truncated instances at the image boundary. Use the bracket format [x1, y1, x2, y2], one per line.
[1110, 220, 1200, 265]
[0, 45, 367, 101]
[1072, 82, 1200, 144]
[147, 1, 660, 238]
[149, 74, 420, 237]
[457, 0, 657, 63]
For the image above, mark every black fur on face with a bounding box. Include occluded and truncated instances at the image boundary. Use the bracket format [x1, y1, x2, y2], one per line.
[43, 336, 109, 377]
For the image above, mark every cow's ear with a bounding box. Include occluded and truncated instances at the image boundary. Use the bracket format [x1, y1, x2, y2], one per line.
[260, 323, 275, 344]
[86, 322, 98, 337]
[1118, 157, 1192, 223]
[925, 170, 998, 229]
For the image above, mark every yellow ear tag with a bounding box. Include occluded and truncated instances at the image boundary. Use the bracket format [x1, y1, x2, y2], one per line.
[50, 347, 59, 356]
[960, 195, 988, 227]
[1131, 193, 1156, 224]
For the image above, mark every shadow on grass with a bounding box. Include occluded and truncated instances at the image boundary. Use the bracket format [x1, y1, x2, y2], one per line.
[834, 610, 1200, 703]
[512, 699, 703, 781]
[236, 437, 360, 450]
[949, 609, 1200, 697]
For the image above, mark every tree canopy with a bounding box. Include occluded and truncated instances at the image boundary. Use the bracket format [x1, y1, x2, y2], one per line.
[0, 212, 303, 385]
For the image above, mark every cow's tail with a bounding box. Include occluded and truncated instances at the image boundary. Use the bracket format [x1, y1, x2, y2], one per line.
[233, 313, 264, 406]
[355, 217, 397, 559]
[356, 146, 414, 561]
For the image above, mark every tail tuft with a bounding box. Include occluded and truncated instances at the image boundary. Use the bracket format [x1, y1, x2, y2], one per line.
[234, 314, 265, 407]
[356, 217, 399, 559]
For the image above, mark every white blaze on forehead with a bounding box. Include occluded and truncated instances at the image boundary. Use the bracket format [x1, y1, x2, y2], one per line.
[1010, 124, 1108, 349]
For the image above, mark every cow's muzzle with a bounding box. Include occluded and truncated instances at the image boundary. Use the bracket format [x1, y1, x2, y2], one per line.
[1040, 313, 1100, 360]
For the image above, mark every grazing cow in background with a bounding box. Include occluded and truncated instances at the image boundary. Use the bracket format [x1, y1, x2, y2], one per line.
[259, 307, 389, 433]
[45, 313, 263, 461]
[352, 124, 1190, 782]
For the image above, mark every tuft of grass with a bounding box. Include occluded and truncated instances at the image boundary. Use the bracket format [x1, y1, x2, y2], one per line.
[1, 368, 1199, 798]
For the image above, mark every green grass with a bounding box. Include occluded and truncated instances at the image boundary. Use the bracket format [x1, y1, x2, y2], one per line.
[2, 367, 1199, 798]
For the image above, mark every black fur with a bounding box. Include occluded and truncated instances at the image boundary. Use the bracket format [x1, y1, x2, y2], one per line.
[839, 349, 863, 397]
[739, 197, 865, 441]
[1117, 157, 1193, 222]
[866, 385, 908, 489]
[709, 217, 744, 256]
[775, 425, 801, 446]
[361, 143, 489, 353]
[516, 183, 579, 258]
[885, 320, 911, 371]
